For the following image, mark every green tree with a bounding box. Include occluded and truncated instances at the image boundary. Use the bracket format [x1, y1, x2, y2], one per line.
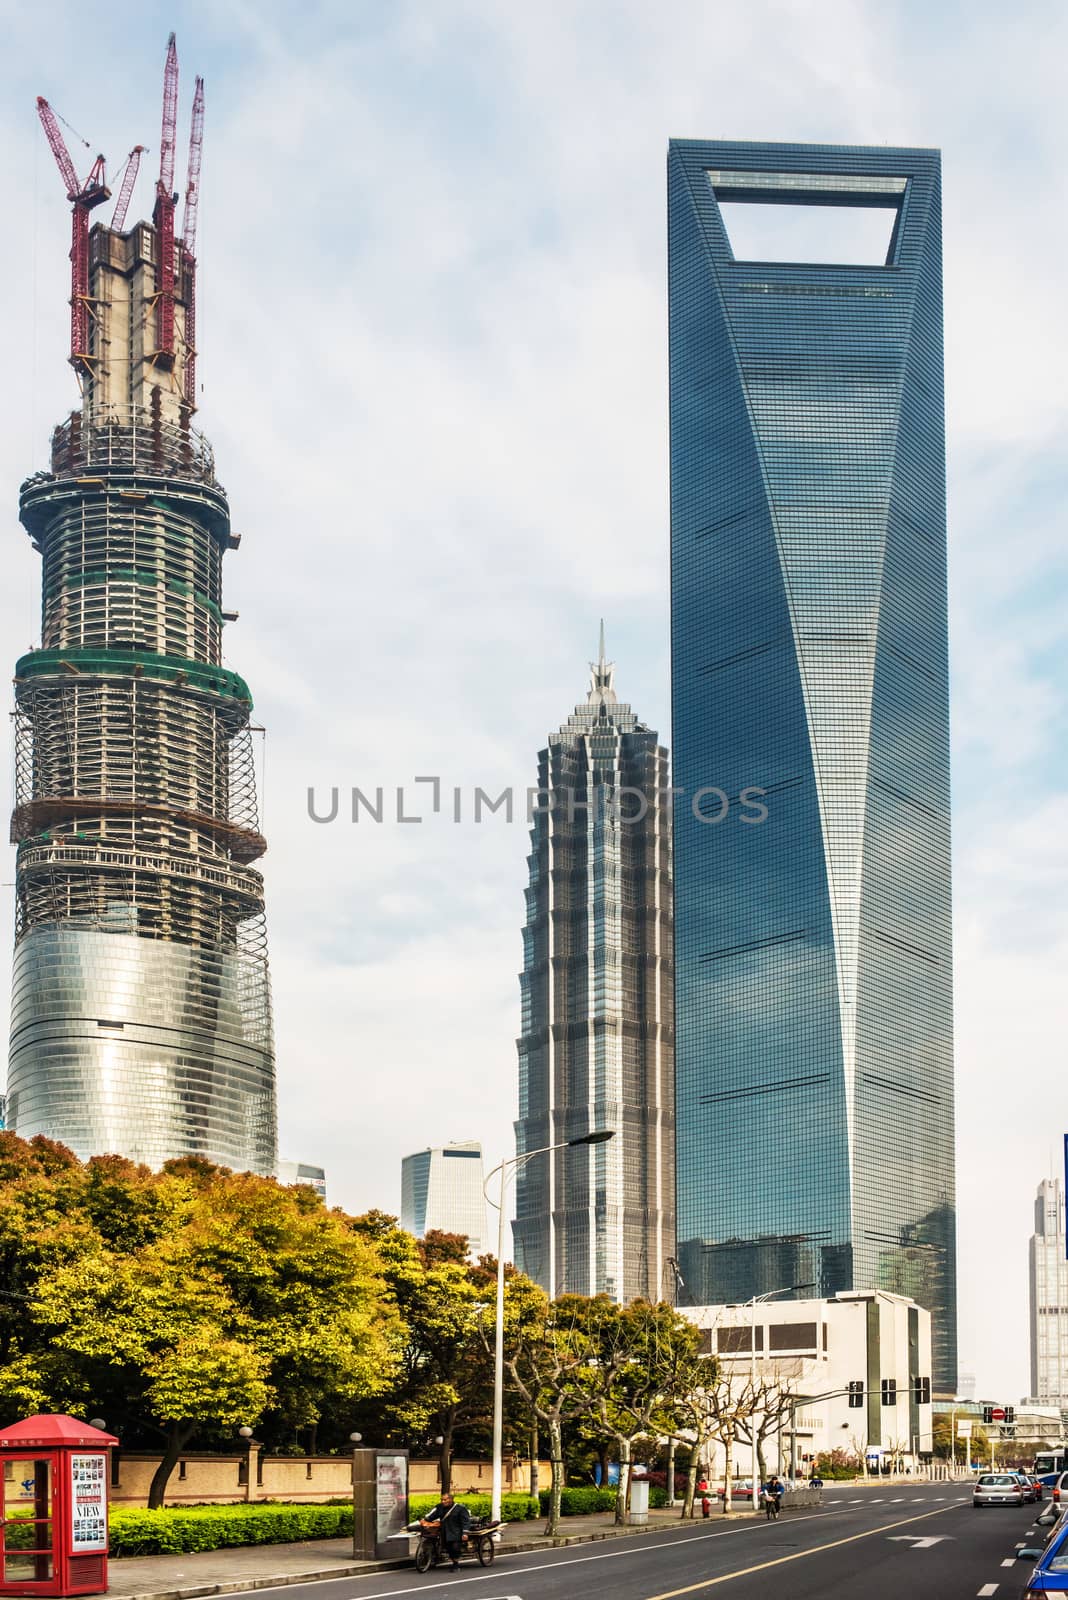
[0, 1141, 401, 1506]
[584, 1300, 702, 1524]
[351, 1213, 543, 1493]
[506, 1293, 604, 1535]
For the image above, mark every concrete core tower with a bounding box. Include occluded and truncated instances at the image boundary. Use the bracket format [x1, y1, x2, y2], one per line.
[6, 41, 277, 1171]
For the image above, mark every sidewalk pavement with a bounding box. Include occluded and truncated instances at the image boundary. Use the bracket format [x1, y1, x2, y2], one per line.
[105, 1504, 768, 1600]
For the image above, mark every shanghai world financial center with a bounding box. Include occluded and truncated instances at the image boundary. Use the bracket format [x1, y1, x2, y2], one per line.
[668, 141, 956, 1389]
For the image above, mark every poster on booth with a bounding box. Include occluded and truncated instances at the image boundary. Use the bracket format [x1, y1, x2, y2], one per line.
[375, 1454, 408, 1545]
[70, 1453, 108, 1553]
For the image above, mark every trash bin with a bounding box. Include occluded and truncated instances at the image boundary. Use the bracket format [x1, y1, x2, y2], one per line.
[628, 1479, 649, 1526]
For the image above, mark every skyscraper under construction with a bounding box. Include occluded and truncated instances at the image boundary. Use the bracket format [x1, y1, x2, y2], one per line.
[5, 38, 277, 1171]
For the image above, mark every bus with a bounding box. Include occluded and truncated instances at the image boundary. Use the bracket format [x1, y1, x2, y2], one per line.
[1034, 1448, 1068, 1484]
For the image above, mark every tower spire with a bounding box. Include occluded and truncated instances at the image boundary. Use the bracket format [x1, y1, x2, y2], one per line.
[588, 619, 617, 707]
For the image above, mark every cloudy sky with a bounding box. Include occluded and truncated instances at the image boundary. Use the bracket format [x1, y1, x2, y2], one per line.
[0, 0, 1065, 1405]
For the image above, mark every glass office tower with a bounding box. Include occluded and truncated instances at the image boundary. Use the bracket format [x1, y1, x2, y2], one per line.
[668, 141, 956, 1389]
[513, 635, 674, 1302]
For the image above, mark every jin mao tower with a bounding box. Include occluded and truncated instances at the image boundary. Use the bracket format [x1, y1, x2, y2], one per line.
[513, 633, 674, 1301]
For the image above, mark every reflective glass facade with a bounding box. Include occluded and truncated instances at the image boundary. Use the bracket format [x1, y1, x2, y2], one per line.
[1029, 1179, 1068, 1406]
[668, 141, 955, 1389]
[513, 641, 674, 1301]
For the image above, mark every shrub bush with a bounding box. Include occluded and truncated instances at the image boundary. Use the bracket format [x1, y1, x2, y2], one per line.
[109, 1503, 354, 1558]
[537, 1485, 617, 1515]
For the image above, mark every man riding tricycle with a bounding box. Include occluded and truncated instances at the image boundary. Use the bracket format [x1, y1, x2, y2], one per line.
[409, 1492, 501, 1573]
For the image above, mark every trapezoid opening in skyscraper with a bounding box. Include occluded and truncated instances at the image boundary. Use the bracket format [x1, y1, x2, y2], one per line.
[668, 140, 956, 1391]
[6, 35, 277, 1173]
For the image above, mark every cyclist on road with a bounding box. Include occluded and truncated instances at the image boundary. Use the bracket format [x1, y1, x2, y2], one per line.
[761, 1475, 785, 1519]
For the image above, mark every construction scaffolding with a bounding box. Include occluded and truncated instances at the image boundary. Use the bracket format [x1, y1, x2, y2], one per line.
[8, 35, 276, 1173]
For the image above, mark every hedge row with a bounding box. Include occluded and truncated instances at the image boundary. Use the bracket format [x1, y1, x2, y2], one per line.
[109, 1481, 650, 1556]
[409, 1492, 539, 1522]
[109, 1502, 354, 1557]
[536, 1484, 669, 1514]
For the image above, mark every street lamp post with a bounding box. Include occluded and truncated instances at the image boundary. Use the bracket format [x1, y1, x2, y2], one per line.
[485, 1128, 614, 1524]
[745, 1283, 814, 1510]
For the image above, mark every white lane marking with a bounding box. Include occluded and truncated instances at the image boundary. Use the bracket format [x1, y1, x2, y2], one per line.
[887, 1535, 952, 1548]
[849, 1498, 864, 1503]
[226, 1499, 944, 1600]
[1001, 1558, 1017, 1566]
[978, 1587, 999, 1596]
[890, 1497, 906, 1502]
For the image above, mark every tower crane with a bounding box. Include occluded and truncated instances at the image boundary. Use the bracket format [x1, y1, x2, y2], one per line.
[111, 145, 145, 232]
[36, 34, 207, 401]
[182, 76, 205, 405]
[35, 97, 110, 374]
[153, 32, 179, 363]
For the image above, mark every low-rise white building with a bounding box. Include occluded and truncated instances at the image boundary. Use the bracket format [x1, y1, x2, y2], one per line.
[681, 1290, 934, 1477]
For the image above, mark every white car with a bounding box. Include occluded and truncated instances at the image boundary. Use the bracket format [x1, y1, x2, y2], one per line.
[973, 1472, 1025, 1507]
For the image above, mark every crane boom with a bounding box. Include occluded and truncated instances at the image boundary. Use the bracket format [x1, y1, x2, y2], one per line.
[158, 32, 179, 196]
[36, 97, 80, 200]
[182, 77, 204, 253]
[111, 145, 145, 231]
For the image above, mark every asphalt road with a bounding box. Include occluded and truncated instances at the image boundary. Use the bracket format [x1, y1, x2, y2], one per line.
[249, 1483, 1042, 1600]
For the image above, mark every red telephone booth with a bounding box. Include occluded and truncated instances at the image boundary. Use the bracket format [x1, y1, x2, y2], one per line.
[0, 1416, 118, 1597]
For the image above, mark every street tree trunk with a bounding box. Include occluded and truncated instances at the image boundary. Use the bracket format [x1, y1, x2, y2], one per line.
[614, 1437, 631, 1526]
[722, 1427, 734, 1514]
[529, 1419, 539, 1499]
[683, 1441, 699, 1518]
[545, 1418, 565, 1536]
[666, 1437, 676, 1506]
[147, 1421, 194, 1509]
[439, 1413, 454, 1495]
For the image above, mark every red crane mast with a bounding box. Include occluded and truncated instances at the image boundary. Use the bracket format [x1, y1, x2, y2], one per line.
[36, 97, 110, 374]
[182, 76, 205, 406]
[111, 145, 145, 232]
[153, 32, 179, 364]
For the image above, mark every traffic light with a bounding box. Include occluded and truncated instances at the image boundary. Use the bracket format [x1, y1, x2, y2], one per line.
[982, 1406, 994, 1424]
[848, 1381, 864, 1408]
[881, 1378, 897, 1407]
[1005, 1407, 1015, 1424]
[913, 1377, 931, 1405]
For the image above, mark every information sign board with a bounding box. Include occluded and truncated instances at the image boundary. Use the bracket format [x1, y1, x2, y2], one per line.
[70, 1452, 108, 1553]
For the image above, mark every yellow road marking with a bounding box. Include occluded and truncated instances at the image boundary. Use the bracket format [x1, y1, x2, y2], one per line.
[641, 1501, 959, 1598]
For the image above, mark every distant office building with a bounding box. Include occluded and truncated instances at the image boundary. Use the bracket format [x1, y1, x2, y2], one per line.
[0, 1093, 6, 1131]
[401, 1141, 485, 1255]
[668, 139, 956, 1388]
[512, 632, 674, 1302]
[1030, 1178, 1068, 1406]
[956, 1370, 977, 1402]
[683, 1290, 934, 1472]
[276, 1160, 327, 1201]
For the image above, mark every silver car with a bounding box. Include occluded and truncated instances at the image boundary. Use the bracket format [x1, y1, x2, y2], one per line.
[973, 1472, 1025, 1507]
